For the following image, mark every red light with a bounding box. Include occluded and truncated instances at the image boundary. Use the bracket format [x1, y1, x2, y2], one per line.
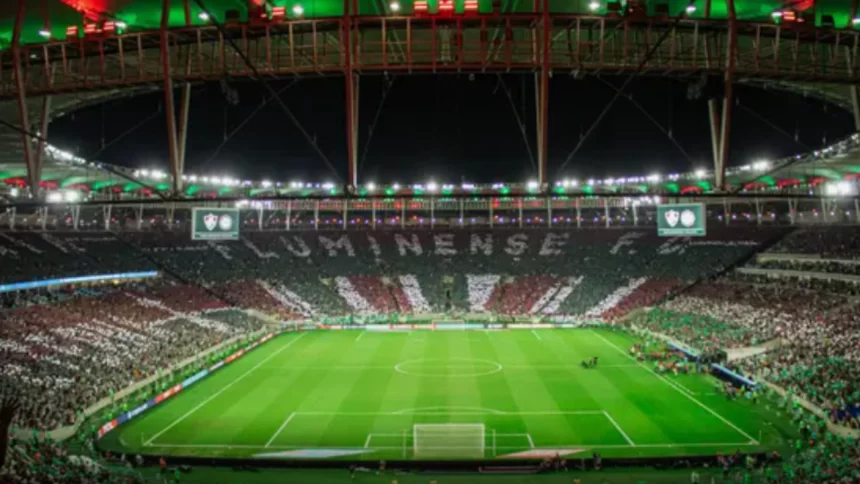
[439, 0, 454, 13]
[83, 22, 99, 34]
[103, 21, 115, 32]
[414, 1, 428, 14]
[464, 0, 478, 13]
[272, 6, 285, 18]
[66, 25, 79, 36]
[782, 10, 797, 22]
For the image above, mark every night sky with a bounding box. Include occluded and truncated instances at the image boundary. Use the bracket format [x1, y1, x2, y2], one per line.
[48, 74, 855, 184]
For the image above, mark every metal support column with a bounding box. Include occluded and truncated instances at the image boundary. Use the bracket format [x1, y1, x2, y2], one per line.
[7, 208, 15, 230]
[855, 199, 859, 224]
[344, 0, 358, 191]
[400, 199, 406, 229]
[535, 0, 550, 191]
[40, 207, 47, 231]
[489, 200, 494, 228]
[103, 205, 112, 230]
[72, 205, 80, 231]
[167, 205, 175, 228]
[342, 201, 348, 230]
[849, 0, 860, 132]
[12, 0, 38, 198]
[723, 198, 731, 225]
[371, 199, 377, 230]
[576, 200, 581, 229]
[518, 199, 524, 228]
[604, 202, 610, 228]
[161, 0, 182, 195]
[821, 198, 828, 223]
[632, 204, 638, 227]
[174, 1, 193, 196]
[788, 199, 797, 225]
[717, 0, 738, 192]
[547, 198, 552, 228]
[754, 198, 762, 226]
[137, 205, 143, 230]
[34, 94, 52, 176]
[259, 206, 264, 231]
[707, 99, 722, 188]
[459, 199, 465, 226]
[286, 202, 292, 231]
[314, 200, 320, 230]
[430, 198, 435, 229]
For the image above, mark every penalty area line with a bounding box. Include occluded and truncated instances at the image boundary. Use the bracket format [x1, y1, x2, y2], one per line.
[265, 412, 296, 448]
[603, 411, 635, 447]
[531, 330, 543, 341]
[356, 331, 366, 342]
[144, 332, 308, 446]
[590, 331, 759, 445]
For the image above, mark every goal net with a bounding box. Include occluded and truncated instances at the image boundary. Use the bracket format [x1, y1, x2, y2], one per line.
[412, 424, 485, 459]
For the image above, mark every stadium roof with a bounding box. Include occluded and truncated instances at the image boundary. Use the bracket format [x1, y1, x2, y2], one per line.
[2, 0, 859, 48]
[0, 0, 859, 201]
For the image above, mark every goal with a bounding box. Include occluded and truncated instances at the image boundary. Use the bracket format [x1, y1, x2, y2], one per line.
[412, 423, 485, 459]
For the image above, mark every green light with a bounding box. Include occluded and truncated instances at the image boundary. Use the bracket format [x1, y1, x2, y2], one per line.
[385, 188, 395, 196]
[186, 184, 200, 196]
[499, 187, 510, 195]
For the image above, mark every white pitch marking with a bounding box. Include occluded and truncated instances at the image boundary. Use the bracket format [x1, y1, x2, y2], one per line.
[265, 412, 296, 448]
[364, 434, 373, 448]
[144, 332, 308, 446]
[145, 441, 760, 450]
[356, 331, 366, 342]
[531, 330, 543, 341]
[603, 411, 635, 447]
[590, 331, 759, 444]
[526, 434, 535, 448]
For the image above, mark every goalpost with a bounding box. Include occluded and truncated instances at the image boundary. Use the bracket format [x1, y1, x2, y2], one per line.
[412, 423, 485, 459]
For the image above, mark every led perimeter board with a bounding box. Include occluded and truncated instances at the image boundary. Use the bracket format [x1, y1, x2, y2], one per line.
[191, 207, 240, 240]
[657, 203, 706, 237]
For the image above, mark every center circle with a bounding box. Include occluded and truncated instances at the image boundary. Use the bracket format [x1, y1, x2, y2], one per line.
[394, 358, 503, 378]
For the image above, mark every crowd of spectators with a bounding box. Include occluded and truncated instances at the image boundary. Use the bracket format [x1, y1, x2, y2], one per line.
[768, 226, 860, 258]
[629, 226, 860, 433]
[0, 282, 265, 431]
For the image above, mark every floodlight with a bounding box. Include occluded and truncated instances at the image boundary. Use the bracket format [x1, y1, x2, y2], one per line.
[389, 1, 401, 12]
[292, 4, 304, 16]
[588, 1, 600, 11]
[38, 29, 51, 38]
[198, 12, 210, 20]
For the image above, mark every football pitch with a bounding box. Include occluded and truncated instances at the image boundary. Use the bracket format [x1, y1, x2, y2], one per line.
[100, 329, 798, 461]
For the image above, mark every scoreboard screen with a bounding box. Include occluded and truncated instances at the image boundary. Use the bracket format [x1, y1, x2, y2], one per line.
[191, 208, 240, 240]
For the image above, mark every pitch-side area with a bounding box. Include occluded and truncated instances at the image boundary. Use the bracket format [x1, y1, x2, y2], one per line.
[99, 329, 798, 461]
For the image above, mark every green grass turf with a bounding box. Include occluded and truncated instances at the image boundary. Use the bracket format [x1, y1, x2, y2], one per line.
[99, 329, 799, 461]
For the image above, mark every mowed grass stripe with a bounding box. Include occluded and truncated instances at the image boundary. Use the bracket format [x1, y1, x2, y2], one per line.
[583, 330, 757, 447]
[151, 332, 330, 446]
[321, 333, 413, 448]
[513, 330, 632, 448]
[129, 332, 309, 446]
[105, 329, 798, 461]
[545, 331, 677, 448]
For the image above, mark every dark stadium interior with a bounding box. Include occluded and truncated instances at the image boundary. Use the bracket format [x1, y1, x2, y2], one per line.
[2, 1, 860, 483]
